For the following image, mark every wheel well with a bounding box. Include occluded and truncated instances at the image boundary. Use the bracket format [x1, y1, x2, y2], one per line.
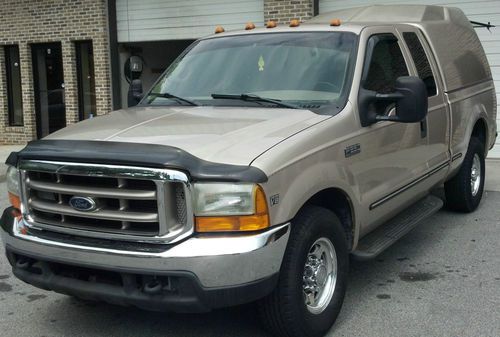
[303, 188, 354, 250]
[471, 119, 487, 150]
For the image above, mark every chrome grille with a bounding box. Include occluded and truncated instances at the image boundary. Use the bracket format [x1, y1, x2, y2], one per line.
[19, 160, 193, 243]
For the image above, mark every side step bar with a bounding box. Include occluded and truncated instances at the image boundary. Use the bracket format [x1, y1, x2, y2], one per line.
[352, 195, 443, 261]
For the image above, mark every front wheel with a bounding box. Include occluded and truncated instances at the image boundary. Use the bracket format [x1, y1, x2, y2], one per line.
[445, 137, 485, 212]
[259, 206, 349, 337]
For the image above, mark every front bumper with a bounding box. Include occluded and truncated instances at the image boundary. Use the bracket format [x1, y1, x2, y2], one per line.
[1, 207, 289, 312]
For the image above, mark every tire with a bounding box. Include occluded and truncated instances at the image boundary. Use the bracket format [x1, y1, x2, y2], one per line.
[444, 137, 485, 212]
[259, 206, 349, 337]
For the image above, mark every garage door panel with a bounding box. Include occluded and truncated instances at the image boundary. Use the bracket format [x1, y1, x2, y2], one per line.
[482, 42, 500, 54]
[126, 13, 262, 35]
[475, 29, 500, 42]
[446, 1, 500, 15]
[123, 0, 252, 11]
[127, 24, 247, 42]
[490, 67, 500, 79]
[467, 14, 500, 25]
[117, 0, 263, 42]
[125, 3, 261, 21]
[487, 54, 500, 65]
[125, 12, 262, 30]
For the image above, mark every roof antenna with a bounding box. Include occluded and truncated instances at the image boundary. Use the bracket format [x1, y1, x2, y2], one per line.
[470, 20, 495, 32]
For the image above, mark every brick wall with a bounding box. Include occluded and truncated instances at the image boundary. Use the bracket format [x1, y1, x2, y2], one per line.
[264, 0, 314, 24]
[0, 0, 111, 144]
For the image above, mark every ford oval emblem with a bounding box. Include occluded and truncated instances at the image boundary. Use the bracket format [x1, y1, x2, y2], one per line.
[69, 196, 97, 212]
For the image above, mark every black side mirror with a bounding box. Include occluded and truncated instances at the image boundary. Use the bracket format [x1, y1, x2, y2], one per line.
[127, 79, 143, 107]
[359, 76, 428, 126]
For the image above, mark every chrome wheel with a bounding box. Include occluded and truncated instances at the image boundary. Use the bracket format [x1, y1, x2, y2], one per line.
[302, 237, 337, 314]
[471, 154, 481, 196]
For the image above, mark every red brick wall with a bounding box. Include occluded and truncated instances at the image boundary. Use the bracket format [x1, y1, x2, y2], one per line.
[0, 0, 111, 144]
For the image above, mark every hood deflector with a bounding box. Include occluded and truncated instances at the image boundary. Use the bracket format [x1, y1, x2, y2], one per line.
[6, 140, 267, 183]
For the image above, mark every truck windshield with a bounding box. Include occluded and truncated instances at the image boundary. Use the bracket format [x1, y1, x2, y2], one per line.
[145, 32, 357, 112]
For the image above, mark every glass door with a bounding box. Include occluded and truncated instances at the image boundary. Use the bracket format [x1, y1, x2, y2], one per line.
[76, 41, 96, 120]
[32, 43, 66, 138]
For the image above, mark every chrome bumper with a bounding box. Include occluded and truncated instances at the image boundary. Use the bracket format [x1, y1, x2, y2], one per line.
[1, 218, 290, 288]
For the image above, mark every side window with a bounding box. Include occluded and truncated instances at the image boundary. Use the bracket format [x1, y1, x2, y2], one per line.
[403, 32, 437, 97]
[363, 34, 409, 94]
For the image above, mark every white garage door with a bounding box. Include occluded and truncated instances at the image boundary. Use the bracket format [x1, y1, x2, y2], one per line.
[117, 0, 264, 42]
[320, 0, 500, 157]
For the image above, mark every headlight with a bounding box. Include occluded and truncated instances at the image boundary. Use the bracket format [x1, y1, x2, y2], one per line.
[194, 183, 255, 216]
[6, 166, 21, 210]
[193, 183, 270, 232]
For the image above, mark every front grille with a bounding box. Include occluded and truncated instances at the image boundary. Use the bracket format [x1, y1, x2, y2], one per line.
[19, 160, 193, 243]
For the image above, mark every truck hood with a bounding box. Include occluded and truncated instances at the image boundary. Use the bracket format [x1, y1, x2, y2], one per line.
[46, 106, 329, 165]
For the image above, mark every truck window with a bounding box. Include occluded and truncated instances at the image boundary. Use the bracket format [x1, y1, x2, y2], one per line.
[403, 32, 437, 97]
[146, 32, 358, 113]
[363, 34, 409, 94]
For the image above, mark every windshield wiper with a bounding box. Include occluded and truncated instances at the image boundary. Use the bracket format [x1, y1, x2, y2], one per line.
[211, 93, 299, 109]
[148, 92, 199, 106]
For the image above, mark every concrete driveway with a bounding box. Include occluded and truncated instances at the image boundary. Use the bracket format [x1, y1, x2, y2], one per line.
[0, 163, 499, 337]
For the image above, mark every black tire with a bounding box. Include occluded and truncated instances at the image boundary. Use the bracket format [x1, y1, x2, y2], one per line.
[259, 206, 349, 337]
[444, 137, 485, 212]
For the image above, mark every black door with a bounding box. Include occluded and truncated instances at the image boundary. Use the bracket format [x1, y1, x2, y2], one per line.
[32, 43, 66, 138]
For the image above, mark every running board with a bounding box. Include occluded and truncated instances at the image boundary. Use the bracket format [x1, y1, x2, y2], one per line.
[352, 195, 443, 261]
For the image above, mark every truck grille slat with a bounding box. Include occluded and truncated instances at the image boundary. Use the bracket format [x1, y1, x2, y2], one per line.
[31, 211, 159, 237]
[27, 179, 157, 200]
[19, 160, 194, 244]
[30, 198, 159, 223]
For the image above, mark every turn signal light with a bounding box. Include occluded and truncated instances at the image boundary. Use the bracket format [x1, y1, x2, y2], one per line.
[266, 20, 277, 28]
[245, 22, 256, 30]
[330, 19, 341, 26]
[214, 26, 225, 34]
[195, 186, 270, 232]
[8, 192, 21, 210]
[289, 19, 300, 27]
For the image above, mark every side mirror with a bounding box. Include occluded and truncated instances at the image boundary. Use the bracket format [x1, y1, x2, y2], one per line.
[359, 76, 428, 126]
[127, 79, 143, 107]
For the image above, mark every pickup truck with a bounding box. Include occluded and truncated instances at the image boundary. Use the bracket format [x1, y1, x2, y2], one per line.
[1, 5, 497, 337]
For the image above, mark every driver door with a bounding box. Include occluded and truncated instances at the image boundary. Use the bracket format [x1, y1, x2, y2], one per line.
[350, 27, 428, 235]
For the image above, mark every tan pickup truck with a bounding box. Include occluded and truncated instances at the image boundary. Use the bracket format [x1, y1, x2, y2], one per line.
[2, 5, 497, 337]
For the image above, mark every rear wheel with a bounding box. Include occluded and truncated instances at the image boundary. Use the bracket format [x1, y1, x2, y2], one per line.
[259, 206, 349, 337]
[445, 137, 485, 212]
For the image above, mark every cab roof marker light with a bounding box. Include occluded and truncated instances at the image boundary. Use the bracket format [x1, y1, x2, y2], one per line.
[266, 21, 277, 28]
[289, 19, 300, 27]
[330, 19, 341, 27]
[214, 26, 225, 34]
[245, 22, 256, 30]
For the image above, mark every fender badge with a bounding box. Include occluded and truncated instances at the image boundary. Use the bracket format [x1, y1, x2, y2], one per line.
[270, 194, 280, 206]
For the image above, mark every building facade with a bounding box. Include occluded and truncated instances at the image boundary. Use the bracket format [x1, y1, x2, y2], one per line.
[0, 0, 111, 144]
[0, 0, 498, 156]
